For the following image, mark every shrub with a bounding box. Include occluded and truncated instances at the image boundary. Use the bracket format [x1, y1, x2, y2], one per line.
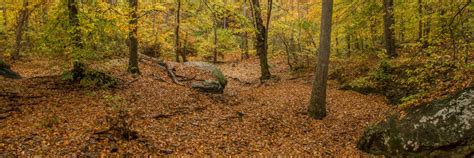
[61, 63, 120, 88]
[334, 55, 473, 107]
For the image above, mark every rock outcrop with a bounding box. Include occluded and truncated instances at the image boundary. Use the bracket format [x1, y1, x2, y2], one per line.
[358, 87, 474, 157]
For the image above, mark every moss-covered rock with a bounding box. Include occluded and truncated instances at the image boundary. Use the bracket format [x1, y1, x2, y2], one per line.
[184, 62, 227, 93]
[358, 86, 474, 156]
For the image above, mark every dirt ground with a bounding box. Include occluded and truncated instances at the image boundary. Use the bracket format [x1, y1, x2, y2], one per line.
[0, 57, 392, 156]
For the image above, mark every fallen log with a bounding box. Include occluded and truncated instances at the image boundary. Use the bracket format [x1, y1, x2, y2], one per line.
[138, 53, 183, 86]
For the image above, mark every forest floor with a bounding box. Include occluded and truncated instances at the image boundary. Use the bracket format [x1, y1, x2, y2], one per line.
[0, 56, 393, 156]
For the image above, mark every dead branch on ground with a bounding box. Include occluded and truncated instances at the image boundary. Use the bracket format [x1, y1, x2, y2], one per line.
[138, 53, 183, 86]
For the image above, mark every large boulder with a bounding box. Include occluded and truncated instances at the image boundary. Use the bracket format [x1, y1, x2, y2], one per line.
[358, 87, 474, 157]
[0, 60, 21, 79]
[182, 62, 227, 93]
[191, 80, 224, 93]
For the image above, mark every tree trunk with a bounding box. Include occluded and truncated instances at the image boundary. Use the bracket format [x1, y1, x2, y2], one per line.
[223, 0, 228, 29]
[279, 35, 293, 70]
[250, 0, 271, 80]
[68, 0, 81, 49]
[383, 0, 396, 58]
[175, 0, 181, 62]
[24, 10, 30, 51]
[212, 20, 218, 63]
[241, 1, 249, 60]
[12, 0, 29, 60]
[399, 18, 404, 42]
[308, 0, 333, 119]
[202, 0, 219, 63]
[2, 2, 6, 31]
[68, 0, 82, 72]
[265, 0, 272, 54]
[423, 16, 431, 48]
[181, 32, 188, 62]
[127, 0, 139, 74]
[418, 0, 423, 42]
[1, 2, 7, 60]
[346, 34, 351, 57]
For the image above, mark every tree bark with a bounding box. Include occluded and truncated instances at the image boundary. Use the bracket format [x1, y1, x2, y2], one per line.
[127, 0, 140, 74]
[1, 1, 7, 60]
[418, 0, 423, 41]
[279, 35, 293, 70]
[250, 0, 271, 80]
[175, 0, 181, 62]
[2, 2, 6, 30]
[241, 0, 250, 60]
[265, 0, 272, 54]
[308, 0, 333, 119]
[67, 0, 83, 72]
[202, 0, 219, 63]
[213, 20, 218, 63]
[12, 0, 29, 60]
[346, 34, 351, 57]
[383, 0, 397, 58]
[68, 0, 81, 49]
[181, 32, 188, 62]
[242, 32, 250, 60]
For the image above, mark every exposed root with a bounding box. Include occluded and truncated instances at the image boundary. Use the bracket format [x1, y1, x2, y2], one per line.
[139, 53, 184, 86]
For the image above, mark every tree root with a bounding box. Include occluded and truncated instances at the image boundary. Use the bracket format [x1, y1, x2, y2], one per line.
[138, 53, 184, 86]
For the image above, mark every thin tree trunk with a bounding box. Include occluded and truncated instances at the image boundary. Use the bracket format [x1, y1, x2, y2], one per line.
[25, 11, 30, 51]
[422, 4, 431, 49]
[290, 35, 299, 63]
[2, 2, 6, 31]
[400, 18, 404, 42]
[347, 34, 351, 57]
[127, 0, 139, 74]
[202, 0, 219, 63]
[241, 0, 250, 60]
[67, 0, 82, 72]
[223, 0, 228, 29]
[42, 1, 49, 25]
[152, 1, 157, 39]
[175, 0, 181, 62]
[1, 2, 7, 60]
[250, 0, 271, 80]
[418, 0, 423, 41]
[213, 20, 218, 63]
[182, 32, 188, 62]
[68, 0, 81, 49]
[242, 32, 250, 60]
[308, 0, 333, 119]
[446, 0, 471, 61]
[383, 0, 397, 58]
[265, 0, 272, 54]
[279, 35, 293, 70]
[12, 0, 29, 60]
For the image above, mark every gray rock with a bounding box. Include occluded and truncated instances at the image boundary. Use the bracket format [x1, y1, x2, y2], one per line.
[186, 62, 227, 93]
[358, 87, 474, 157]
[191, 80, 224, 94]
